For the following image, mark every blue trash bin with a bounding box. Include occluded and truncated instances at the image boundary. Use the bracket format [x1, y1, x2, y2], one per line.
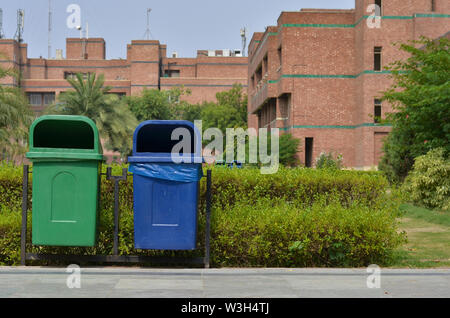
[128, 120, 203, 250]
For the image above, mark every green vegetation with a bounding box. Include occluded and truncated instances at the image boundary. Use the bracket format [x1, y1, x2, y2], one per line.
[128, 86, 192, 122]
[375, 38, 450, 268]
[379, 37, 450, 183]
[392, 204, 450, 268]
[0, 163, 405, 267]
[45, 73, 137, 157]
[315, 152, 343, 170]
[278, 134, 301, 166]
[0, 61, 33, 162]
[127, 83, 248, 133]
[403, 148, 450, 211]
[212, 196, 404, 267]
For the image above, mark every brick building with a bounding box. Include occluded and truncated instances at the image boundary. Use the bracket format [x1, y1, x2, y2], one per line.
[0, 38, 248, 113]
[248, 0, 450, 169]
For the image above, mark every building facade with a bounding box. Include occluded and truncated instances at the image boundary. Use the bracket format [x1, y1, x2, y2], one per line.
[248, 0, 450, 169]
[0, 38, 248, 113]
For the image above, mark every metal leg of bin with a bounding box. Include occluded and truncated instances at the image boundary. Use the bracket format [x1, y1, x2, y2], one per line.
[20, 165, 29, 266]
[106, 168, 128, 256]
[204, 169, 212, 269]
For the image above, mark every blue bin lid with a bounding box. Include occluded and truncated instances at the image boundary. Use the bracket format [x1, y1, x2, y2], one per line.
[128, 120, 203, 163]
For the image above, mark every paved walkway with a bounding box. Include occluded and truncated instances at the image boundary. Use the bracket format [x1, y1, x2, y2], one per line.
[0, 267, 449, 298]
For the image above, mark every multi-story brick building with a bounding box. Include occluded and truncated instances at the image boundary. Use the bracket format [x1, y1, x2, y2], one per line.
[248, 0, 449, 169]
[0, 38, 248, 113]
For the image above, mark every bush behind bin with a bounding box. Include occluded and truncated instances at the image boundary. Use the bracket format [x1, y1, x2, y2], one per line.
[0, 163, 405, 267]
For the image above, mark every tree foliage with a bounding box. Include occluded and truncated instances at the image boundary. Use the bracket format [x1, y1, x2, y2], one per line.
[316, 152, 343, 170]
[200, 84, 248, 132]
[0, 62, 33, 162]
[379, 37, 450, 182]
[278, 134, 301, 166]
[128, 86, 192, 122]
[45, 73, 137, 157]
[403, 148, 450, 211]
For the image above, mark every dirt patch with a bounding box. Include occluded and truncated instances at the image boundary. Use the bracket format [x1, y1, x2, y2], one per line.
[405, 225, 448, 234]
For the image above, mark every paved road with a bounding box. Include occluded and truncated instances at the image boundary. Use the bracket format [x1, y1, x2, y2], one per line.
[0, 267, 449, 298]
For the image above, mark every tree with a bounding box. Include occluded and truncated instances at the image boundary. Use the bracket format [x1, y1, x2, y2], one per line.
[200, 84, 248, 131]
[45, 73, 137, 157]
[215, 83, 248, 125]
[278, 134, 301, 166]
[0, 62, 33, 162]
[128, 86, 191, 121]
[201, 102, 247, 132]
[403, 148, 450, 211]
[379, 37, 450, 183]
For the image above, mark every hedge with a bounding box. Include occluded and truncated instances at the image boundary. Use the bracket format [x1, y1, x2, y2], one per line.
[0, 163, 405, 267]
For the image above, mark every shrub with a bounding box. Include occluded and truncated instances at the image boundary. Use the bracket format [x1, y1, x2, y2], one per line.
[0, 163, 403, 267]
[315, 152, 343, 170]
[403, 148, 450, 211]
[210, 166, 387, 209]
[279, 134, 301, 166]
[212, 197, 405, 267]
[380, 37, 450, 183]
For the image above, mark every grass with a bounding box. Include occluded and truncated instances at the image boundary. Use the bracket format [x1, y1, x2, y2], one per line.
[391, 203, 450, 268]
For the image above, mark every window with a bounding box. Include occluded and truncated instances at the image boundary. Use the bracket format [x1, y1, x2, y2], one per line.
[255, 65, 262, 85]
[375, 0, 382, 16]
[263, 55, 268, 74]
[374, 47, 382, 71]
[64, 72, 91, 80]
[43, 93, 55, 105]
[164, 70, 180, 78]
[374, 99, 382, 123]
[277, 46, 282, 66]
[431, 0, 436, 12]
[28, 92, 55, 107]
[305, 138, 314, 168]
[28, 93, 42, 106]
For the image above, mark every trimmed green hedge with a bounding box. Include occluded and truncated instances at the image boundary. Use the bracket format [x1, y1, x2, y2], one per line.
[0, 163, 405, 267]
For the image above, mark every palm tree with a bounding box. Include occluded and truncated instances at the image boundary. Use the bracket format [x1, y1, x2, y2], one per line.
[0, 62, 33, 163]
[46, 73, 137, 157]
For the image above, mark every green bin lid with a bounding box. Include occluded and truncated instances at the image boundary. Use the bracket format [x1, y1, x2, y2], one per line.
[26, 115, 104, 161]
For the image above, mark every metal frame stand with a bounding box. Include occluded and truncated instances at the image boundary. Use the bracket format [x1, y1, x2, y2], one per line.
[20, 166, 212, 268]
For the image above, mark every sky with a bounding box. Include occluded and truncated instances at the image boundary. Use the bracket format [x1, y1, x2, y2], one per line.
[0, 0, 354, 59]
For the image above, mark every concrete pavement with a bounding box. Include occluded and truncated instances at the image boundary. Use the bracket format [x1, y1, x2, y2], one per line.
[0, 267, 449, 298]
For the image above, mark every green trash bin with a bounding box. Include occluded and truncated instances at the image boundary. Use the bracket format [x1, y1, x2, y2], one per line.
[26, 115, 104, 247]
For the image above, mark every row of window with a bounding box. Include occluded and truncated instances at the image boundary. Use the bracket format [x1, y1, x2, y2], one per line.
[27, 92, 127, 107]
[28, 93, 55, 107]
[65, 71, 182, 80]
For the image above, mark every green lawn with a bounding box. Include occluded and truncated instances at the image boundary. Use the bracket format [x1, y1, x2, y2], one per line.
[391, 204, 450, 268]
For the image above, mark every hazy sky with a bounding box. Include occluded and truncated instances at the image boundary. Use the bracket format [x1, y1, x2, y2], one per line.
[1, 0, 354, 59]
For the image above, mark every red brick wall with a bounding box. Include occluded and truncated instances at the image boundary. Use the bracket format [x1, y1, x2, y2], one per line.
[0, 37, 248, 114]
[66, 38, 105, 60]
[248, 0, 450, 168]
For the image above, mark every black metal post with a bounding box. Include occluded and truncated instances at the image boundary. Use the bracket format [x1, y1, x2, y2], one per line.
[106, 167, 128, 257]
[204, 170, 212, 268]
[113, 179, 119, 255]
[20, 165, 29, 266]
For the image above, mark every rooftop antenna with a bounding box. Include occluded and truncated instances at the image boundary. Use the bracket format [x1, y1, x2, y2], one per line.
[15, 9, 25, 43]
[240, 27, 247, 57]
[145, 8, 152, 40]
[48, 0, 52, 59]
[0, 9, 4, 39]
